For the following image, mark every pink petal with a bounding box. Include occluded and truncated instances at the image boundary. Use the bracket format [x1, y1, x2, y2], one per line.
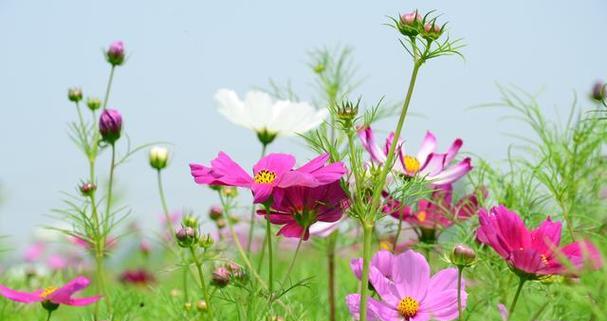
[253, 153, 296, 177]
[428, 157, 472, 185]
[251, 183, 273, 204]
[371, 250, 395, 279]
[419, 153, 446, 177]
[64, 295, 101, 306]
[345, 294, 400, 321]
[0, 285, 43, 303]
[444, 138, 463, 164]
[416, 131, 437, 163]
[351, 258, 363, 280]
[392, 250, 430, 300]
[210, 152, 253, 186]
[358, 126, 387, 163]
[368, 266, 400, 307]
[420, 289, 462, 321]
[276, 222, 308, 240]
[510, 248, 543, 274]
[530, 217, 562, 254]
[48, 276, 91, 304]
[295, 153, 330, 173]
[558, 240, 603, 271]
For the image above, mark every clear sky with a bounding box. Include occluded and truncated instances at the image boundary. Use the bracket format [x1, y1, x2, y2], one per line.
[0, 0, 605, 249]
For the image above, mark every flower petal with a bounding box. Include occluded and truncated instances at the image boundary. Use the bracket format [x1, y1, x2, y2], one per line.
[346, 294, 401, 321]
[416, 131, 437, 163]
[0, 285, 43, 303]
[48, 276, 91, 304]
[358, 126, 387, 163]
[392, 250, 430, 300]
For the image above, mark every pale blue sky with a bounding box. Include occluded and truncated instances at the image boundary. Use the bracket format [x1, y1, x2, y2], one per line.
[0, 0, 605, 248]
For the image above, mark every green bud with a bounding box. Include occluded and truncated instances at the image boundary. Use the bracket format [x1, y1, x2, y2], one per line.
[86, 97, 102, 111]
[68, 87, 83, 103]
[183, 215, 199, 228]
[256, 129, 277, 146]
[149, 146, 169, 170]
[450, 244, 476, 267]
[199, 233, 214, 249]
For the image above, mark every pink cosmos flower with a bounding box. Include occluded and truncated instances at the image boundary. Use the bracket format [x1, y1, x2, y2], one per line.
[385, 184, 485, 243]
[190, 152, 346, 203]
[347, 250, 466, 321]
[358, 127, 472, 185]
[258, 181, 349, 240]
[477, 205, 603, 277]
[0, 276, 100, 307]
[24, 242, 45, 263]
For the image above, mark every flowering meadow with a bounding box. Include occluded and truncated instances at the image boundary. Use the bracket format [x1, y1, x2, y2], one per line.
[1, 8, 607, 321]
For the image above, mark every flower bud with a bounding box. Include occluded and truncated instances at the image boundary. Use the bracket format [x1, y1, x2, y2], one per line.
[208, 206, 223, 221]
[591, 81, 605, 101]
[215, 218, 227, 229]
[337, 100, 359, 128]
[79, 182, 97, 196]
[170, 289, 180, 297]
[226, 262, 245, 280]
[182, 215, 199, 228]
[176, 226, 197, 248]
[86, 97, 102, 111]
[313, 63, 325, 74]
[68, 87, 83, 103]
[184, 302, 192, 311]
[421, 22, 443, 41]
[397, 11, 422, 37]
[99, 108, 123, 144]
[450, 244, 476, 267]
[106, 41, 125, 66]
[221, 186, 238, 198]
[211, 266, 231, 287]
[195, 300, 208, 312]
[140, 240, 151, 256]
[198, 233, 214, 249]
[149, 146, 169, 170]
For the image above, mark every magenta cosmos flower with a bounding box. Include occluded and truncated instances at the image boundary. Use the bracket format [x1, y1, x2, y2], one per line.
[358, 127, 471, 185]
[347, 250, 466, 321]
[0, 276, 100, 307]
[258, 181, 349, 240]
[385, 184, 485, 243]
[477, 205, 603, 277]
[190, 152, 345, 203]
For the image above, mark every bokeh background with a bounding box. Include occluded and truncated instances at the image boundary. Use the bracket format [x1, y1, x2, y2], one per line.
[1, 0, 605, 250]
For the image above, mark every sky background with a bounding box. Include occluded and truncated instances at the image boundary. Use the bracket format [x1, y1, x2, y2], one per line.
[0, 0, 605, 251]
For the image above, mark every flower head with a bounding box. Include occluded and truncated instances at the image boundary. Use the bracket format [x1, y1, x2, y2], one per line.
[259, 181, 349, 240]
[215, 89, 328, 144]
[397, 11, 423, 37]
[119, 268, 156, 286]
[149, 146, 169, 170]
[0, 276, 100, 308]
[99, 108, 122, 144]
[591, 80, 606, 101]
[106, 41, 125, 66]
[86, 97, 102, 111]
[477, 205, 604, 278]
[347, 250, 466, 321]
[67, 87, 83, 103]
[385, 184, 485, 243]
[359, 127, 472, 185]
[190, 152, 346, 204]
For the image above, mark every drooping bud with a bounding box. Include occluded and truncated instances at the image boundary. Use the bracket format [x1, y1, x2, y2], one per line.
[106, 41, 125, 66]
[397, 11, 423, 37]
[149, 146, 169, 170]
[79, 182, 97, 196]
[208, 206, 223, 221]
[591, 81, 605, 101]
[211, 266, 231, 287]
[99, 108, 123, 144]
[68, 87, 83, 103]
[450, 244, 476, 267]
[86, 97, 102, 111]
[176, 226, 197, 248]
[421, 22, 443, 41]
[198, 233, 214, 249]
[195, 300, 208, 312]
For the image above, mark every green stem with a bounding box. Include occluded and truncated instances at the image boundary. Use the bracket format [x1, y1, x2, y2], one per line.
[507, 278, 526, 320]
[264, 206, 274, 295]
[104, 143, 116, 230]
[183, 262, 189, 303]
[189, 247, 214, 320]
[102, 66, 115, 110]
[257, 233, 267, 273]
[247, 143, 268, 253]
[393, 210, 404, 252]
[358, 223, 374, 321]
[457, 267, 464, 321]
[327, 232, 338, 321]
[46, 310, 53, 321]
[280, 232, 305, 288]
[156, 169, 173, 238]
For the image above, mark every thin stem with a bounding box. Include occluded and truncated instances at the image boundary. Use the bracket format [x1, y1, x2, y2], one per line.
[156, 170, 173, 238]
[183, 264, 189, 303]
[257, 233, 267, 273]
[358, 223, 374, 321]
[327, 232, 338, 321]
[189, 246, 214, 319]
[104, 143, 116, 229]
[247, 143, 268, 252]
[264, 205, 274, 295]
[280, 232, 305, 288]
[392, 210, 404, 252]
[102, 66, 115, 110]
[457, 267, 464, 321]
[46, 310, 53, 321]
[507, 278, 526, 320]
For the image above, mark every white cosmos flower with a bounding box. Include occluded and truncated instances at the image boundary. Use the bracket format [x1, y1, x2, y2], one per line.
[215, 89, 328, 137]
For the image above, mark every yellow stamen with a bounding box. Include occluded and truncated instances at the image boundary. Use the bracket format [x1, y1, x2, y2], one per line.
[397, 296, 420, 318]
[254, 169, 276, 184]
[41, 287, 58, 299]
[417, 210, 427, 223]
[403, 155, 421, 174]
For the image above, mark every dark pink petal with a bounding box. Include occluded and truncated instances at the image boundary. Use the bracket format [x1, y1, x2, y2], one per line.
[0, 285, 43, 303]
[530, 217, 562, 254]
[392, 250, 430, 300]
[477, 209, 510, 259]
[63, 295, 101, 306]
[295, 153, 329, 173]
[253, 153, 296, 177]
[276, 222, 308, 240]
[493, 205, 530, 252]
[358, 126, 387, 163]
[510, 248, 544, 274]
[189, 163, 220, 185]
[416, 131, 437, 163]
[251, 183, 273, 204]
[455, 188, 486, 220]
[48, 276, 92, 305]
[558, 240, 603, 272]
[209, 152, 253, 186]
[444, 138, 463, 164]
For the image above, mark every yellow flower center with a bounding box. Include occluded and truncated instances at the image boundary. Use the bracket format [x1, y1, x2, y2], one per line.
[417, 210, 427, 222]
[41, 286, 58, 299]
[254, 170, 277, 184]
[403, 155, 421, 174]
[397, 296, 420, 318]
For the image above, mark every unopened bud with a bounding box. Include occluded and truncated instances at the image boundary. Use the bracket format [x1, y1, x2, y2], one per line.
[256, 129, 277, 146]
[184, 302, 192, 311]
[106, 41, 125, 66]
[199, 233, 214, 249]
[591, 81, 605, 101]
[313, 63, 325, 74]
[221, 186, 238, 198]
[79, 182, 97, 196]
[149, 146, 169, 170]
[182, 215, 199, 228]
[211, 266, 231, 287]
[337, 100, 359, 127]
[422, 22, 443, 41]
[99, 108, 123, 144]
[86, 97, 102, 111]
[215, 218, 227, 229]
[176, 226, 197, 248]
[397, 11, 423, 37]
[451, 244, 476, 267]
[195, 300, 208, 312]
[68, 87, 83, 103]
[208, 206, 223, 221]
